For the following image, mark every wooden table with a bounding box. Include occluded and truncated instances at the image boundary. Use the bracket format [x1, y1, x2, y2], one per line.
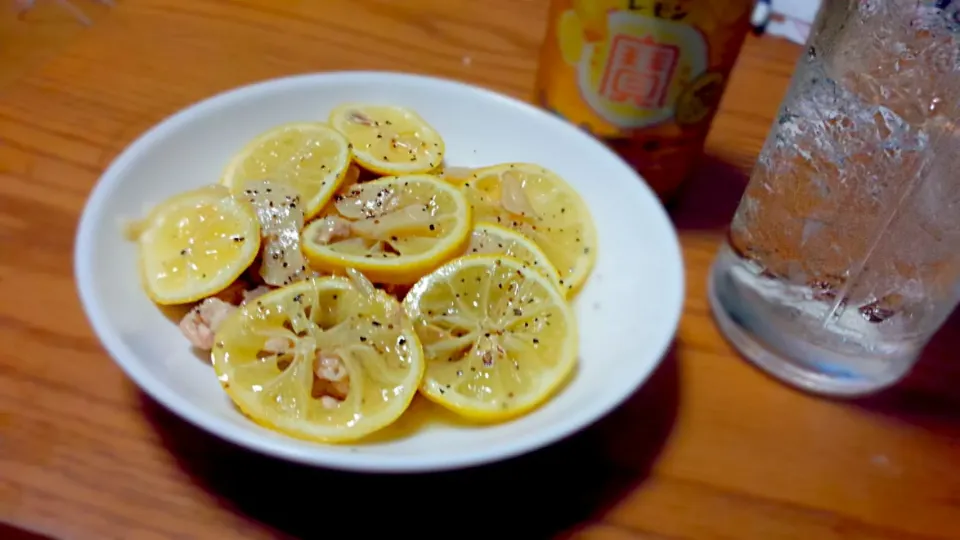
[3, 2, 960, 538]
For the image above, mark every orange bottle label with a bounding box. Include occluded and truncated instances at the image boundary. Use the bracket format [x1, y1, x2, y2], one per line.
[536, 0, 753, 199]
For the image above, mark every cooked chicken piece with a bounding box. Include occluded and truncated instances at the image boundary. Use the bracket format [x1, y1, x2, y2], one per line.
[313, 351, 350, 403]
[179, 298, 237, 350]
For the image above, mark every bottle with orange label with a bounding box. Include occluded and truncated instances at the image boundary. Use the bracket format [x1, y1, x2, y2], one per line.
[535, 0, 755, 201]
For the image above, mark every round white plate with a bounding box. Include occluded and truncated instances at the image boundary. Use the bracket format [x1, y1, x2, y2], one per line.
[74, 72, 684, 473]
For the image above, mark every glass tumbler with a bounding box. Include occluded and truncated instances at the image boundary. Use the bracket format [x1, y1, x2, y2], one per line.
[709, 0, 960, 396]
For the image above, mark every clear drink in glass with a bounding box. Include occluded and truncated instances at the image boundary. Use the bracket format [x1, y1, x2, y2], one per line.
[710, 0, 960, 396]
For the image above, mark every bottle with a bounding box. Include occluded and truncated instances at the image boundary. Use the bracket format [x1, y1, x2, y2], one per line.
[535, 0, 755, 202]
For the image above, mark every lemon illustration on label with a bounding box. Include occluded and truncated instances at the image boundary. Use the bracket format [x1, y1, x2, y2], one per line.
[576, 10, 708, 130]
[676, 71, 725, 126]
[573, 0, 615, 42]
[558, 10, 586, 65]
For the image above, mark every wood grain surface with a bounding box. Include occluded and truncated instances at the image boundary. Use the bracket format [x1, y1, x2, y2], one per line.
[2, 1, 960, 539]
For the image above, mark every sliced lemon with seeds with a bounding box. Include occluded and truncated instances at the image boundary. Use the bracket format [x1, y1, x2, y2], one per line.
[212, 275, 424, 442]
[402, 255, 578, 421]
[454, 163, 597, 296]
[138, 185, 260, 305]
[329, 104, 444, 175]
[466, 223, 562, 290]
[221, 122, 352, 218]
[301, 175, 472, 285]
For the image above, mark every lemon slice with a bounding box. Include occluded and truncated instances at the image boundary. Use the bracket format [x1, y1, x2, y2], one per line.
[466, 223, 562, 290]
[455, 163, 597, 296]
[222, 122, 352, 218]
[402, 255, 578, 421]
[212, 275, 424, 442]
[302, 174, 472, 284]
[138, 185, 260, 305]
[438, 165, 477, 184]
[329, 104, 444, 175]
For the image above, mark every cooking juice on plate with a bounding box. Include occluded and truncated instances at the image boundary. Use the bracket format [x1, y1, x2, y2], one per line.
[535, 0, 754, 201]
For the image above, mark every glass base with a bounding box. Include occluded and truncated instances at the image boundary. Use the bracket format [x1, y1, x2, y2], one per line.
[708, 246, 916, 398]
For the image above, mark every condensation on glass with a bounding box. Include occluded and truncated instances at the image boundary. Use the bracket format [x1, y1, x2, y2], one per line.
[710, 0, 960, 396]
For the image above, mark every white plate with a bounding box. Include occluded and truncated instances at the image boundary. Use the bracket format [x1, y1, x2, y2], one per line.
[74, 72, 684, 473]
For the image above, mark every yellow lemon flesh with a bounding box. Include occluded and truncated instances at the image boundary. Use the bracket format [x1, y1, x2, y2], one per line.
[212, 276, 424, 443]
[455, 163, 598, 296]
[302, 174, 472, 285]
[402, 255, 578, 421]
[221, 122, 352, 218]
[329, 104, 444, 175]
[466, 222, 562, 290]
[138, 185, 260, 305]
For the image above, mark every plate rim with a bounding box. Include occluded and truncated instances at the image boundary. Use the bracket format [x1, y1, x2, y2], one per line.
[73, 70, 685, 473]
